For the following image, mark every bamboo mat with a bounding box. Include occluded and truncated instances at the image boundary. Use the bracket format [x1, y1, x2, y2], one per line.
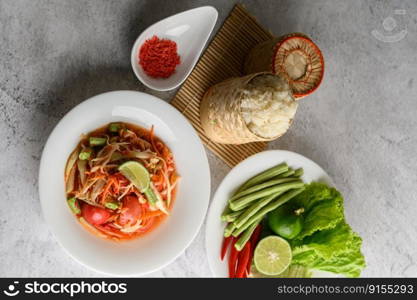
[171, 4, 273, 167]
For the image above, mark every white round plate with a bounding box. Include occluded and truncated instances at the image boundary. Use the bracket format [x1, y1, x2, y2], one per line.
[39, 91, 210, 276]
[205, 150, 333, 277]
[131, 6, 218, 91]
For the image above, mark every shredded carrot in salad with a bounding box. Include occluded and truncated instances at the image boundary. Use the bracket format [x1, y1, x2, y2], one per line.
[64, 122, 180, 241]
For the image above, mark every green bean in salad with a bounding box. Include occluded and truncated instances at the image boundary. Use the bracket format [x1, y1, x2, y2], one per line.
[78, 148, 92, 160]
[104, 202, 120, 210]
[108, 123, 121, 133]
[89, 137, 107, 146]
[229, 181, 304, 211]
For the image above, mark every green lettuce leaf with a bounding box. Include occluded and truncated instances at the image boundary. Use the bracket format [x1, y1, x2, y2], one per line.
[291, 221, 366, 277]
[285, 183, 366, 277]
[291, 182, 344, 240]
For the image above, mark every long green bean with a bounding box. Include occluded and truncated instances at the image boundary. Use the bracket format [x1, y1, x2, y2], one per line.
[230, 177, 298, 201]
[235, 221, 260, 251]
[232, 215, 263, 237]
[293, 168, 304, 177]
[232, 188, 305, 237]
[221, 210, 243, 222]
[221, 205, 233, 221]
[235, 162, 288, 194]
[223, 222, 236, 237]
[234, 191, 284, 228]
[278, 169, 295, 178]
[229, 181, 304, 211]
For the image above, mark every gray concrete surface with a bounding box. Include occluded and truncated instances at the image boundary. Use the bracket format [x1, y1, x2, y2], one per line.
[1, 0, 416, 277]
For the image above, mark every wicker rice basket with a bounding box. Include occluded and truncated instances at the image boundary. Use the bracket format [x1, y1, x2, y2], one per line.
[244, 33, 324, 98]
[200, 72, 294, 144]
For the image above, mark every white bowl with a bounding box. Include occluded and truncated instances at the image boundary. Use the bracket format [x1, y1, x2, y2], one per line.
[131, 6, 218, 91]
[39, 91, 211, 276]
[205, 150, 334, 277]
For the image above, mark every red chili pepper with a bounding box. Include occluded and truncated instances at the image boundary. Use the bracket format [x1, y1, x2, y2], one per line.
[236, 241, 251, 278]
[244, 242, 252, 277]
[250, 224, 263, 244]
[246, 224, 262, 274]
[228, 237, 239, 278]
[221, 236, 233, 261]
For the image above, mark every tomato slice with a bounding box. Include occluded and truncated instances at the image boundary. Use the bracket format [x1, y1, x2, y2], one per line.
[82, 203, 111, 225]
[119, 196, 143, 225]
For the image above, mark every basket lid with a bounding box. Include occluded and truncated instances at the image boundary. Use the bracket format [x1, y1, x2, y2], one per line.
[272, 35, 324, 98]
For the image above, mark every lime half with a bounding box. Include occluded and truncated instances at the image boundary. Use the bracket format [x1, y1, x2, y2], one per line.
[254, 236, 292, 275]
[118, 161, 150, 192]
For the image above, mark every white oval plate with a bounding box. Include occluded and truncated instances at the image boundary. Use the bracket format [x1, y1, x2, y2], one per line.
[205, 150, 333, 277]
[39, 91, 210, 276]
[131, 6, 218, 91]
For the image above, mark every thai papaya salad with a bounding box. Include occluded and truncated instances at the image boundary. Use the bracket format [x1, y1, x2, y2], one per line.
[64, 122, 179, 241]
[220, 162, 365, 278]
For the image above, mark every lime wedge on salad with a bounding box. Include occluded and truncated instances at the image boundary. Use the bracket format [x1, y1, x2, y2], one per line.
[118, 161, 150, 192]
[254, 236, 292, 275]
